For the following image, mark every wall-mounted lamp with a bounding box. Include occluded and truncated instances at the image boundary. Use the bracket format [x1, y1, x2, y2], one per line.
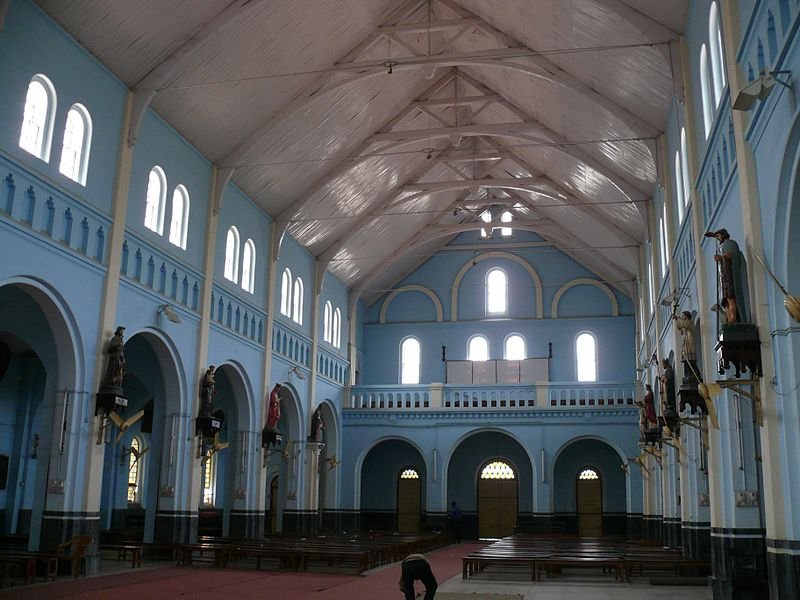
[660, 288, 690, 308]
[732, 69, 792, 111]
[288, 365, 305, 380]
[158, 304, 181, 324]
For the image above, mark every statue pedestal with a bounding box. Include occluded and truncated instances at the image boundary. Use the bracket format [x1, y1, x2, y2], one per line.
[195, 415, 221, 438]
[715, 324, 762, 378]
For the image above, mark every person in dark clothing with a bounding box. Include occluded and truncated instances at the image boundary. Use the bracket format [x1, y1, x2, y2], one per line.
[399, 553, 437, 600]
[448, 501, 463, 542]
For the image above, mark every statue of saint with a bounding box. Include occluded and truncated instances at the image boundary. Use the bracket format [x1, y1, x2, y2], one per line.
[199, 365, 216, 417]
[673, 311, 696, 363]
[102, 326, 126, 392]
[636, 384, 658, 436]
[266, 383, 282, 429]
[310, 406, 324, 442]
[705, 228, 749, 324]
[659, 358, 676, 415]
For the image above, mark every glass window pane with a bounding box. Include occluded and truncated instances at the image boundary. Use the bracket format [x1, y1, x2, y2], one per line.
[468, 336, 488, 361]
[19, 79, 50, 157]
[401, 338, 420, 384]
[59, 108, 85, 181]
[505, 335, 525, 360]
[576, 333, 597, 382]
[487, 269, 507, 314]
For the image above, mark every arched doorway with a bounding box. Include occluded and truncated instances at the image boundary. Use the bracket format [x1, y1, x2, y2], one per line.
[98, 331, 181, 543]
[268, 475, 279, 534]
[577, 467, 602, 536]
[397, 467, 421, 532]
[360, 439, 425, 532]
[0, 281, 79, 551]
[478, 460, 517, 538]
[553, 438, 626, 536]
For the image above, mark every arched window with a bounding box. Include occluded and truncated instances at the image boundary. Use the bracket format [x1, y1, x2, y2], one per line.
[224, 226, 240, 283]
[480, 210, 491, 238]
[579, 468, 599, 480]
[323, 301, 332, 342]
[468, 335, 489, 361]
[480, 460, 515, 479]
[486, 268, 507, 315]
[144, 167, 166, 234]
[700, 44, 714, 137]
[504, 334, 526, 360]
[127, 436, 144, 503]
[292, 276, 304, 324]
[500, 210, 513, 237]
[168, 185, 189, 249]
[659, 203, 668, 277]
[333, 307, 341, 348]
[400, 468, 419, 479]
[709, 2, 727, 106]
[241, 239, 256, 293]
[576, 332, 598, 382]
[401, 337, 421, 384]
[280, 268, 292, 316]
[674, 149, 685, 223]
[19, 74, 56, 161]
[58, 104, 92, 184]
[680, 128, 691, 215]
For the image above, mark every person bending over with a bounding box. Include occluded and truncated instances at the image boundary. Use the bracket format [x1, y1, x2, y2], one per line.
[399, 553, 437, 600]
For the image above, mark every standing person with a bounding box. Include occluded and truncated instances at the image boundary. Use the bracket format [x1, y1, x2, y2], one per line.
[448, 501, 462, 542]
[399, 553, 437, 600]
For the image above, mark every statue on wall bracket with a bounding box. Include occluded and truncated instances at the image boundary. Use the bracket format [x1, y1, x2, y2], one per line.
[195, 365, 226, 458]
[261, 383, 284, 466]
[704, 228, 762, 379]
[95, 326, 137, 444]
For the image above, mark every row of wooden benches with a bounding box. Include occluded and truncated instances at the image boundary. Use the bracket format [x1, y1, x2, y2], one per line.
[462, 535, 710, 582]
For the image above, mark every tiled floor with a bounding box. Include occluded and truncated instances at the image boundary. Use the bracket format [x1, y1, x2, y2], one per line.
[438, 571, 713, 599]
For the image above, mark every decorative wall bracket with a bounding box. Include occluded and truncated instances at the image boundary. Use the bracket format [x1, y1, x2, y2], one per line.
[713, 379, 763, 426]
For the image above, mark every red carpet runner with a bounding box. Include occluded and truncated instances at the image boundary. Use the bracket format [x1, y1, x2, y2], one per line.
[0, 543, 486, 600]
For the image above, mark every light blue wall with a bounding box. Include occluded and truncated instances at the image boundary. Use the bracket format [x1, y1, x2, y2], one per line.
[0, 0, 127, 215]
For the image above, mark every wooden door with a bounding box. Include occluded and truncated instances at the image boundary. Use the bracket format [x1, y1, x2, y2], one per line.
[577, 473, 602, 536]
[397, 476, 421, 532]
[478, 478, 517, 538]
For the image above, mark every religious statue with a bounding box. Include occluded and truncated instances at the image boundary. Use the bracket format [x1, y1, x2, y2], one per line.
[673, 311, 696, 363]
[101, 326, 126, 393]
[199, 365, 216, 418]
[266, 383, 282, 429]
[636, 384, 658, 438]
[705, 228, 749, 325]
[659, 358, 676, 416]
[310, 406, 324, 442]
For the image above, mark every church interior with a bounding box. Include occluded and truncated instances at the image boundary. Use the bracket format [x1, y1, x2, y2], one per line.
[0, 0, 798, 598]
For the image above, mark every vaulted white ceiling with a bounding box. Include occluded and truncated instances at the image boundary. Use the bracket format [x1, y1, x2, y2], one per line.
[37, 0, 688, 303]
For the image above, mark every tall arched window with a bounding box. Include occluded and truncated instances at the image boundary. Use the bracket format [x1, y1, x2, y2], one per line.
[144, 166, 166, 234]
[674, 149, 685, 224]
[169, 185, 189, 249]
[576, 332, 598, 382]
[500, 210, 513, 237]
[323, 301, 332, 342]
[468, 335, 489, 361]
[659, 203, 669, 277]
[401, 337, 421, 384]
[333, 308, 341, 348]
[680, 128, 691, 216]
[241, 239, 256, 293]
[59, 104, 92, 185]
[700, 44, 714, 137]
[486, 268, 507, 315]
[19, 74, 57, 161]
[292, 276, 304, 325]
[224, 226, 240, 283]
[480, 460, 515, 479]
[280, 268, 292, 316]
[709, 2, 727, 106]
[504, 334, 526, 360]
[127, 436, 144, 503]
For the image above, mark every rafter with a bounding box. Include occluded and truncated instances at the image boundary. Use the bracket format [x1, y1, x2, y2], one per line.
[127, 0, 266, 146]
